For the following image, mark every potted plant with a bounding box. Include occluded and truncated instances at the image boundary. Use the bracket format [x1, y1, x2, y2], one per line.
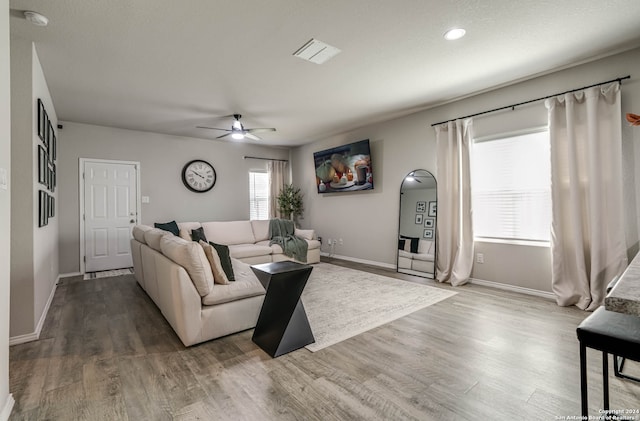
[277, 184, 304, 223]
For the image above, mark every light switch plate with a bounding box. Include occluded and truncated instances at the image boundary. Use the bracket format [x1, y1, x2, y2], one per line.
[141, 196, 150, 203]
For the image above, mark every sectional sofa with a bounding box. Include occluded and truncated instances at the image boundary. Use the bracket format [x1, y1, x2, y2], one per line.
[129, 219, 320, 346]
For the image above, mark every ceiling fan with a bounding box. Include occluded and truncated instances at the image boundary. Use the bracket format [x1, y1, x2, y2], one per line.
[197, 114, 276, 141]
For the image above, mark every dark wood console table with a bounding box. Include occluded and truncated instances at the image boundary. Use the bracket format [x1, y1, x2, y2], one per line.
[250, 261, 315, 357]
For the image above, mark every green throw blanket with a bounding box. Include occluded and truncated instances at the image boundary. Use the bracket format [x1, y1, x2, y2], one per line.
[269, 219, 308, 263]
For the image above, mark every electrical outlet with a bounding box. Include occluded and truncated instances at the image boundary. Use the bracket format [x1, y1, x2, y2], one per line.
[476, 253, 484, 264]
[339, 238, 343, 245]
[327, 238, 332, 245]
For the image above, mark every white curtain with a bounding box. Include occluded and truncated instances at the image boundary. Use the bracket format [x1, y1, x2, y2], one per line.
[435, 119, 475, 286]
[267, 160, 288, 219]
[546, 83, 627, 310]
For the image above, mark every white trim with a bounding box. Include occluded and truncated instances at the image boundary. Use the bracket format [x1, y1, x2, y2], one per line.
[9, 276, 58, 346]
[473, 125, 548, 143]
[79, 158, 141, 274]
[475, 237, 550, 248]
[470, 277, 555, 300]
[59, 271, 82, 278]
[398, 268, 435, 279]
[320, 252, 396, 270]
[0, 394, 15, 421]
[8, 332, 38, 346]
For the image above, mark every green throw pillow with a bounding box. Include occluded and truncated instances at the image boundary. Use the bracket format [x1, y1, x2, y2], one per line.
[191, 227, 207, 242]
[210, 242, 235, 281]
[154, 220, 179, 236]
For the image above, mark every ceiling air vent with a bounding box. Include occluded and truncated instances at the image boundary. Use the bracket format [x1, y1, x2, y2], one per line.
[293, 38, 341, 64]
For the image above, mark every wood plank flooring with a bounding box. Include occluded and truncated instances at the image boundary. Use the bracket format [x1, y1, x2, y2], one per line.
[9, 257, 640, 420]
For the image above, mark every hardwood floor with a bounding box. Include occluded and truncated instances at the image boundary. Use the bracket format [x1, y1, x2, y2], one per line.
[9, 258, 640, 420]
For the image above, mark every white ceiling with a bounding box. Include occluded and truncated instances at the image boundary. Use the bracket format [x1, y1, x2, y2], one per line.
[9, 0, 640, 147]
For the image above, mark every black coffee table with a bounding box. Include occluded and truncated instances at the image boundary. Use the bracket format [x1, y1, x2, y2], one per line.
[250, 261, 315, 357]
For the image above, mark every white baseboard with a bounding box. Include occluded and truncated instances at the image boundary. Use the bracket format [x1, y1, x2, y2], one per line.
[470, 277, 555, 300]
[59, 271, 82, 278]
[0, 394, 14, 421]
[320, 252, 396, 270]
[9, 275, 59, 346]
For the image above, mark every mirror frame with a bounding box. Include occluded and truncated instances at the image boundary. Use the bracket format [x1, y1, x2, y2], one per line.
[397, 169, 437, 279]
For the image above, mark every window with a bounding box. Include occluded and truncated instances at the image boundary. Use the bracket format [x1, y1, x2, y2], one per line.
[471, 129, 551, 242]
[249, 171, 269, 220]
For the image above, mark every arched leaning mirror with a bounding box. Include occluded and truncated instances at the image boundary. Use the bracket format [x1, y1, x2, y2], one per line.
[397, 169, 437, 279]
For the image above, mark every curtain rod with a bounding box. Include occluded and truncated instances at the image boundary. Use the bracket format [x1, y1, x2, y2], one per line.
[430, 75, 631, 127]
[242, 156, 288, 162]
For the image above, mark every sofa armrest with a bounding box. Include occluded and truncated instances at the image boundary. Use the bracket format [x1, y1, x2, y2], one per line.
[155, 255, 203, 346]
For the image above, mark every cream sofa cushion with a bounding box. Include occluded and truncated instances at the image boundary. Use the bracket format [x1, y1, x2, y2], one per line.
[202, 221, 256, 245]
[201, 259, 265, 305]
[132, 225, 152, 243]
[418, 239, 434, 254]
[295, 228, 315, 240]
[228, 244, 273, 259]
[178, 228, 191, 241]
[251, 220, 271, 242]
[144, 228, 170, 251]
[160, 235, 214, 296]
[199, 241, 230, 285]
[178, 222, 202, 232]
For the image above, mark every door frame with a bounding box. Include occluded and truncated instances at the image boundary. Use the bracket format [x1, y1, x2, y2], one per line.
[79, 158, 142, 274]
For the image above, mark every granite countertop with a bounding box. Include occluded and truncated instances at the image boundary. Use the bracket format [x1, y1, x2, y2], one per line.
[605, 252, 640, 316]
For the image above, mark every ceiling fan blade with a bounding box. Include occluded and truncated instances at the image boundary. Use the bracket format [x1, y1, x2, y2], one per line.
[216, 133, 233, 139]
[246, 128, 276, 134]
[244, 132, 262, 141]
[197, 126, 231, 131]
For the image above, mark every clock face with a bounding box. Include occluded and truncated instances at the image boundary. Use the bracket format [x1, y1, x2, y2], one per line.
[182, 160, 217, 193]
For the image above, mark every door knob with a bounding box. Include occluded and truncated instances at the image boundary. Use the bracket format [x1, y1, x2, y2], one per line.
[130, 219, 135, 223]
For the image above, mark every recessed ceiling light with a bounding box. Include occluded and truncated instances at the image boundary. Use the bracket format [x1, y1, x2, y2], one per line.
[24, 11, 49, 27]
[444, 28, 466, 41]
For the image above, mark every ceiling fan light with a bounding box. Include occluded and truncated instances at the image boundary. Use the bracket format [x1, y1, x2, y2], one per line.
[444, 28, 466, 41]
[231, 133, 244, 140]
[24, 10, 49, 26]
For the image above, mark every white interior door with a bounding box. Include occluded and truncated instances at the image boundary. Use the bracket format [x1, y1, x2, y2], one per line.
[83, 160, 138, 272]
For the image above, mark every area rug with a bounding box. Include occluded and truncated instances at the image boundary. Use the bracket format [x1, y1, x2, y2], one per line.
[83, 267, 134, 280]
[301, 263, 456, 352]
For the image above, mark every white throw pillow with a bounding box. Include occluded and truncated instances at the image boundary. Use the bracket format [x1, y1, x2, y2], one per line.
[199, 241, 230, 285]
[160, 235, 214, 296]
[295, 228, 315, 240]
[178, 228, 192, 241]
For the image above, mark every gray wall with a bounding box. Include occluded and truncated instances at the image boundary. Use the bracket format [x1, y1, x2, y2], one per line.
[292, 47, 640, 293]
[1, 0, 11, 415]
[57, 122, 290, 274]
[400, 188, 436, 239]
[9, 40, 59, 338]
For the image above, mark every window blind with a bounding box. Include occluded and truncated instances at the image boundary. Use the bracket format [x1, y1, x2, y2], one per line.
[249, 171, 269, 220]
[471, 130, 551, 242]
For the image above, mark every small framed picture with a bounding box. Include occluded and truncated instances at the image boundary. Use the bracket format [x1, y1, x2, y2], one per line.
[424, 218, 434, 228]
[37, 99, 46, 141]
[428, 201, 437, 217]
[39, 190, 48, 227]
[47, 161, 54, 191]
[48, 195, 55, 218]
[423, 229, 433, 239]
[51, 163, 56, 192]
[415, 214, 423, 224]
[416, 201, 426, 213]
[38, 145, 47, 185]
[47, 120, 54, 154]
[51, 132, 57, 161]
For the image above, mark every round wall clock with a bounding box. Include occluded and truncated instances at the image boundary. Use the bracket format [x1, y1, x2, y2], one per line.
[181, 159, 217, 193]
